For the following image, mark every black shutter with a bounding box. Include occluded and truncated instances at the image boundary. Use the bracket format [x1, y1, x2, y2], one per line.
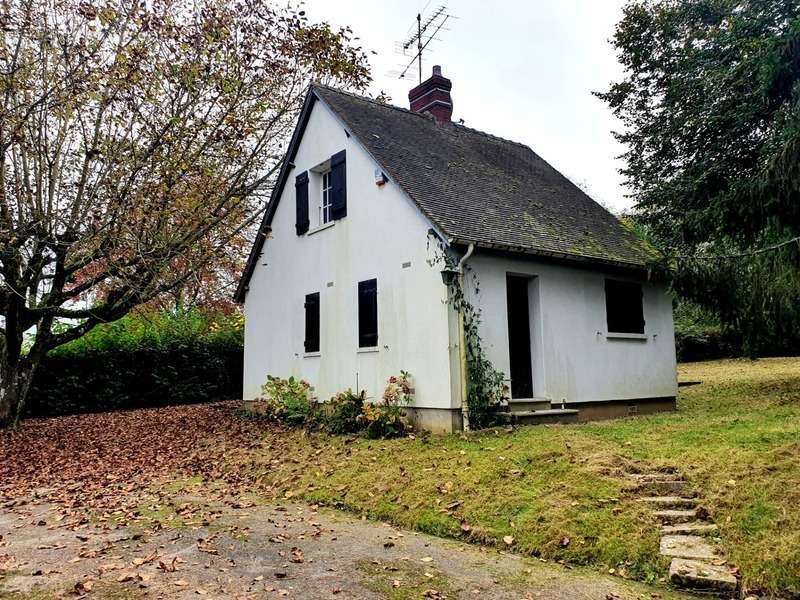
[295, 171, 309, 235]
[304, 292, 320, 353]
[358, 279, 378, 348]
[330, 150, 347, 220]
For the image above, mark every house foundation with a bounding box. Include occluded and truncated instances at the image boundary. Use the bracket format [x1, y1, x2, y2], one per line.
[403, 406, 463, 434]
[567, 396, 676, 422]
[405, 396, 676, 434]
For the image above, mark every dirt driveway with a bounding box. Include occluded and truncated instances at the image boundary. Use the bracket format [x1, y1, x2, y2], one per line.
[0, 404, 691, 599]
[1, 497, 690, 599]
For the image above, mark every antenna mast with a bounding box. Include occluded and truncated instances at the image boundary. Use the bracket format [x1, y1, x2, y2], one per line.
[416, 13, 422, 84]
[390, 5, 454, 83]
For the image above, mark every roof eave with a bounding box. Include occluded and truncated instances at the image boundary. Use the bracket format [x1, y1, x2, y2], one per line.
[448, 237, 653, 273]
[233, 89, 319, 303]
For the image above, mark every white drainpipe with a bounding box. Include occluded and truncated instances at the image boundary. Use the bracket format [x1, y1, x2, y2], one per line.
[456, 243, 474, 431]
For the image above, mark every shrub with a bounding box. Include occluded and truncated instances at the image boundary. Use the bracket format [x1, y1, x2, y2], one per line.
[360, 371, 413, 439]
[326, 389, 366, 434]
[258, 371, 415, 438]
[258, 375, 318, 427]
[361, 402, 407, 439]
[673, 300, 741, 362]
[45, 308, 244, 356]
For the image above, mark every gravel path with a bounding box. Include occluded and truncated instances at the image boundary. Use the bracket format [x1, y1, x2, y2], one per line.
[0, 498, 692, 599]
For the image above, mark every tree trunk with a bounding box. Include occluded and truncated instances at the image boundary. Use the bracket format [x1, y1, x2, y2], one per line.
[0, 381, 12, 427]
[0, 358, 36, 428]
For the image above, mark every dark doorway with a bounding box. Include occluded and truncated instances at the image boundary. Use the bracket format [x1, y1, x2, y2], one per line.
[506, 275, 533, 399]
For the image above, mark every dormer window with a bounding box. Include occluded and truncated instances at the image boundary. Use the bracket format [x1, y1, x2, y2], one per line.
[320, 170, 333, 225]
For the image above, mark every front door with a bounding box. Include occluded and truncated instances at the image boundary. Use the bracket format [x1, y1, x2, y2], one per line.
[506, 275, 533, 399]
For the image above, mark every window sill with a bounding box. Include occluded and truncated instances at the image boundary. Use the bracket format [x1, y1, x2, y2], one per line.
[357, 346, 379, 354]
[303, 351, 321, 358]
[307, 221, 335, 236]
[605, 332, 648, 340]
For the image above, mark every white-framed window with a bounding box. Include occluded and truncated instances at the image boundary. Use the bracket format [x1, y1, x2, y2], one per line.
[320, 171, 333, 224]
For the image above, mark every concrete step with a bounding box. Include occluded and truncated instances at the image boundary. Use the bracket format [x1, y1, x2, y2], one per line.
[497, 408, 579, 426]
[662, 522, 718, 536]
[653, 509, 697, 524]
[669, 558, 738, 593]
[636, 479, 688, 495]
[638, 496, 698, 509]
[636, 472, 682, 481]
[659, 535, 719, 560]
[504, 398, 552, 412]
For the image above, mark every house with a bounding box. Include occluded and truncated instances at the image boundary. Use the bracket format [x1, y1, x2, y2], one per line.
[235, 66, 677, 433]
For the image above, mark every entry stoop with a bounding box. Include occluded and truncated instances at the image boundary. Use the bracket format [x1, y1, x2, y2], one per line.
[503, 398, 553, 412]
[497, 408, 579, 426]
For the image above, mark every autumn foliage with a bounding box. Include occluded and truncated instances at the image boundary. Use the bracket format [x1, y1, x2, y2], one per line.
[0, 0, 371, 425]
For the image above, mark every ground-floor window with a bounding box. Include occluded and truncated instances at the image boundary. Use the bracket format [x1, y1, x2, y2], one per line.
[304, 292, 320, 352]
[604, 279, 644, 334]
[358, 278, 378, 348]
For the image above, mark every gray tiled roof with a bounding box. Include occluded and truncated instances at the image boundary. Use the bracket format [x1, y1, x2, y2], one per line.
[315, 84, 658, 268]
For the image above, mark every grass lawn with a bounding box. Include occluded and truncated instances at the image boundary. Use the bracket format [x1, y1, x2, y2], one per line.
[233, 358, 800, 596]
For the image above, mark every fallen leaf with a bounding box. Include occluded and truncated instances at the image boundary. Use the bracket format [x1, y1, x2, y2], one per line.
[74, 580, 94, 594]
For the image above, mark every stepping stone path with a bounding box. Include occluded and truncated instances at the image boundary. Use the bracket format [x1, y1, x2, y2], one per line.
[633, 472, 739, 595]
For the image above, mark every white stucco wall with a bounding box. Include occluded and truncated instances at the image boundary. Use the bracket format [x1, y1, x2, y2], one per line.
[243, 99, 453, 409]
[464, 252, 677, 403]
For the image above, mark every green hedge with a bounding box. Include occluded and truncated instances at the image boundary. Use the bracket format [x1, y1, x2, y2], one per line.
[675, 329, 740, 362]
[673, 299, 800, 362]
[25, 309, 244, 418]
[27, 344, 242, 417]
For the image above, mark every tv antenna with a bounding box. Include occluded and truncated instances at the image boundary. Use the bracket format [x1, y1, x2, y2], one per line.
[390, 5, 454, 84]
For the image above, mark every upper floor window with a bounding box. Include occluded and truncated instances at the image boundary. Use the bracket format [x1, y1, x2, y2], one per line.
[320, 171, 333, 225]
[295, 149, 346, 235]
[604, 279, 645, 334]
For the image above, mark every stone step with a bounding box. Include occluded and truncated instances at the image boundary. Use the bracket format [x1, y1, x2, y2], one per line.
[496, 408, 579, 426]
[504, 398, 552, 412]
[659, 535, 719, 560]
[635, 472, 682, 481]
[662, 522, 718, 536]
[653, 509, 697, 524]
[636, 479, 688, 495]
[638, 496, 698, 509]
[669, 558, 738, 593]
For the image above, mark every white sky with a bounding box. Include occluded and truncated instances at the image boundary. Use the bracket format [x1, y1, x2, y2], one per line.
[302, 0, 633, 212]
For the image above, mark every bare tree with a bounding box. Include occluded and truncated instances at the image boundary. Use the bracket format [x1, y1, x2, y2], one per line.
[0, 0, 371, 426]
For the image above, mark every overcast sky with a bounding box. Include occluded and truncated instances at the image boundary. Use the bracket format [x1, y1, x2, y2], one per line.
[302, 0, 633, 212]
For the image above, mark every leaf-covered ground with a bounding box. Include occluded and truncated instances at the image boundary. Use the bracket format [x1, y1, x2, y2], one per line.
[0, 403, 261, 523]
[1, 358, 799, 597]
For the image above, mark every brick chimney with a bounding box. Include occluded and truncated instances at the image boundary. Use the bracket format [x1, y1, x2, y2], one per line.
[408, 65, 453, 123]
